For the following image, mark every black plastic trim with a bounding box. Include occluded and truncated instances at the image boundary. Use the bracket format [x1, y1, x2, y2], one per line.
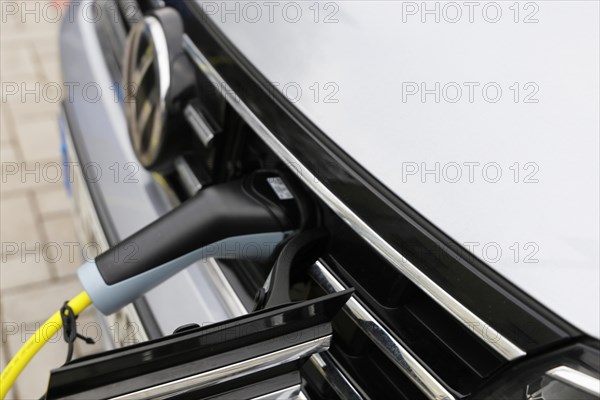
[46, 289, 352, 399]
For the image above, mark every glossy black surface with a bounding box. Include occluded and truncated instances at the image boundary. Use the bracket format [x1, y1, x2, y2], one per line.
[200, 368, 301, 400]
[167, 0, 582, 355]
[329, 313, 431, 400]
[46, 290, 352, 398]
[322, 224, 505, 396]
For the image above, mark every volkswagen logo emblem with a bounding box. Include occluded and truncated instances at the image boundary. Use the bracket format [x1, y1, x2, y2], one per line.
[123, 15, 171, 168]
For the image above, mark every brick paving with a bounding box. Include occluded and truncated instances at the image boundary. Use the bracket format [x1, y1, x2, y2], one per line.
[1, 3, 100, 398]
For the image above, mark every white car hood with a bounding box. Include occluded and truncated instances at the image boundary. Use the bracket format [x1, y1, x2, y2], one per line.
[201, 1, 600, 337]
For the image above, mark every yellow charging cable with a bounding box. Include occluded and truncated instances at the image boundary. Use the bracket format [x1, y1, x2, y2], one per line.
[0, 291, 92, 399]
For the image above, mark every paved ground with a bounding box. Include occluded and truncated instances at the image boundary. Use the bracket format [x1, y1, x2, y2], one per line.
[1, 3, 100, 399]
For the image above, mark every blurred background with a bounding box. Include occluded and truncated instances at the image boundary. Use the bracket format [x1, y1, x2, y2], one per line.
[1, 2, 98, 398]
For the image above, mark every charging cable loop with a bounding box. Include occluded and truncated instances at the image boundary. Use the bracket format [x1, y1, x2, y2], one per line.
[60, 302, 95, 364]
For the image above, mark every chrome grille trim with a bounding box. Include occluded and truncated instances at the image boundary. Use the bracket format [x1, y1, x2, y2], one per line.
[174, 156, 203, 195]
[310, 262, 454, 400]
[310, 353, 364, 400]
[113, 336, 331, 399]
[184, 102, 218, 146]
[251, 385, 303, 400]
[203, 258, 249, 318]
[181, 33, 526, 361]
[546, 366, 600, 397]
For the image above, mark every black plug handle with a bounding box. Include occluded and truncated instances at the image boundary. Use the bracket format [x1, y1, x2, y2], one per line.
[95, 172, 299, 285]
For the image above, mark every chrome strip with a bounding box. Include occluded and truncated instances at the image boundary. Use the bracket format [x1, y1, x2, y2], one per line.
[251, 385, 303, 400]
[113, 336, 331, 399]
[204, 258, 249, 317]
[546, 366, 600, 397]
[174, 156, 203, 195]
[184, 102, 217, 146]
[310, 262, 454, 400]
[310, 353, 364, 400]
[182, 34, 525, 361]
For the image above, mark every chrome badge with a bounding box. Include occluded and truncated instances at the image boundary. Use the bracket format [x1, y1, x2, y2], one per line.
[123, 15, 170, 168]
